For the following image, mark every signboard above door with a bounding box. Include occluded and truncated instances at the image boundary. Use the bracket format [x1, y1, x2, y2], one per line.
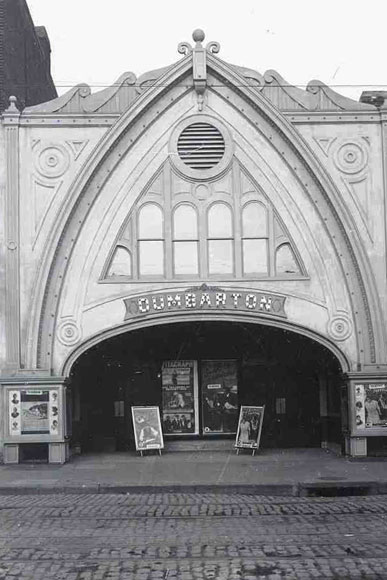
[124, 285, 287, 320]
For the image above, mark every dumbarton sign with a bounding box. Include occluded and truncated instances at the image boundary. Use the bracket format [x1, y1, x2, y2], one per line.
[124, 285, 287, 320]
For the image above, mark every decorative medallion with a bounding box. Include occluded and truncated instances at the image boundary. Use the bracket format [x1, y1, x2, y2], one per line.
[35, 145, 70, 178]
[327, 315, 352, 341]
[195, 183, 210, 200]
[333, 141, 368, 175]
[57, 319, 82, 346]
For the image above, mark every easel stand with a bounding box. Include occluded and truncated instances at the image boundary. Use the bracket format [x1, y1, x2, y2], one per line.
[139, 449, 162, 457]
[235, 447, 257, 456]
[234, 406, 265, 458]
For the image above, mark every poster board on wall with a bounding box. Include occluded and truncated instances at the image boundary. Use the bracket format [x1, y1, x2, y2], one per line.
[131, 406, 164, 453]
[352, 383, 387, 434]
[201, 360, 239, 434]
[8, 388, 60, 438]
[235, 405, 265, 455]
[161, 361, 198, 436]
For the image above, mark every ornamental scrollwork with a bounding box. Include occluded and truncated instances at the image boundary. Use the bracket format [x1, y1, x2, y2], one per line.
[177, 42, 193, 56]
[206, 41, 220, 54]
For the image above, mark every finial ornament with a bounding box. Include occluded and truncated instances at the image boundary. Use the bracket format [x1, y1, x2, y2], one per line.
[177, 30, 221, 57]
[6, 95, 19, 113]
[177, 31, 221, 111]
[192, 29, 205, 44]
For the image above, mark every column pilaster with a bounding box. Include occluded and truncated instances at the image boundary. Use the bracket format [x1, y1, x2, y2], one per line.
[2, 97, 21, 370]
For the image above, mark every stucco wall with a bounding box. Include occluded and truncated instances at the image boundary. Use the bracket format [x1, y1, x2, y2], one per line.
[27, 88, 360, 374]
[298, 122, 386, 327]
[1, 45, 386, 383]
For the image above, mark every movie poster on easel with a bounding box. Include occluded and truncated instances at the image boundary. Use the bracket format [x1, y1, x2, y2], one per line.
[235, 406, 265, 455]
[131, 406, 164, 455]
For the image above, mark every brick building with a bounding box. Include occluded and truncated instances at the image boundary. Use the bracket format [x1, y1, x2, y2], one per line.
[0, 0, 56, 112]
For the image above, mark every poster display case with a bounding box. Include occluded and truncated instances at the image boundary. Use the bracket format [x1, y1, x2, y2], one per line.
[5, 384, 64, 442]
[351, 382, 387, 434]
[349, 380, 387, 437]
[2, 381, 68, 464]
[161, 361, 199, 435]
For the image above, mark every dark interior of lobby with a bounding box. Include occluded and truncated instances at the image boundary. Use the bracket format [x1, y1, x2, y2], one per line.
[69, 321, 343, 453]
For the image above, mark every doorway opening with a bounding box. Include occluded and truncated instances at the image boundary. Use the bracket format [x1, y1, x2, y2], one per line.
[69, 321, 343, 453]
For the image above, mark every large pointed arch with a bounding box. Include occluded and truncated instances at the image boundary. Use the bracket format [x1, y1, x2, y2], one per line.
[27, 52, 383, 372]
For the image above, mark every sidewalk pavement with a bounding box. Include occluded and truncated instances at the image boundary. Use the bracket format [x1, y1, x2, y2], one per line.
[1, 442, 387, 496]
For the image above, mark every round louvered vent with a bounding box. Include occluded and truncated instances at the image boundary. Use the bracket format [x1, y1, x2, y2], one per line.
[177, 123, 225, 170]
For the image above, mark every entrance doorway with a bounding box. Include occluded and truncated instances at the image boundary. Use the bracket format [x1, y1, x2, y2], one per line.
[69, 321, 343, 452]
[161, 359, 239, 437]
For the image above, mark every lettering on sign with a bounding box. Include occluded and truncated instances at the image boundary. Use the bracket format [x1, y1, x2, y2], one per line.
[124, 285, 286, 320]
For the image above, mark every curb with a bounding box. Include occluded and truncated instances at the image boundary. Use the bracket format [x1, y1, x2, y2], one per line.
[299, 481, 387, 497]
[0, 481, 387, 496]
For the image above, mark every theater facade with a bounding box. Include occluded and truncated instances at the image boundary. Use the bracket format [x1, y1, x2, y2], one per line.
[1, 30, 386, 463]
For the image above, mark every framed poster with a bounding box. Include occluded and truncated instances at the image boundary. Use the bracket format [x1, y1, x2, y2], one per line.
[161, 361, 198, 435]
[131, 406, 164, 453]
[9, 389, 60, 437]
[353, 383, 387, 431]
[235, 406, 265, 455]
[201, 360, 238, 434]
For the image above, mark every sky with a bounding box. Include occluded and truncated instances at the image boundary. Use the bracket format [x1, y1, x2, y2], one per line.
[27, 0, 387, 102]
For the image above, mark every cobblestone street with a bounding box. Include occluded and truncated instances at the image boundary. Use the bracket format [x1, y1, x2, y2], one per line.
[0, 493, 386, 579]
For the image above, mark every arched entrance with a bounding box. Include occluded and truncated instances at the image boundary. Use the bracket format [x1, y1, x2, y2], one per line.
[3, 31, 386, 465]
[69, 321, 343, 454]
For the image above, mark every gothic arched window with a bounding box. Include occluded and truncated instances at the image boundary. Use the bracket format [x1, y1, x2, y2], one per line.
[173, 204, 199, 275]
[207, 203, 234, 275]
[106, 246, 132, 278]
[103, 164, 304, 282]
[242, 202, 268, 275]
[138, 203, 164, 276]
[275, 243, 300, 275]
